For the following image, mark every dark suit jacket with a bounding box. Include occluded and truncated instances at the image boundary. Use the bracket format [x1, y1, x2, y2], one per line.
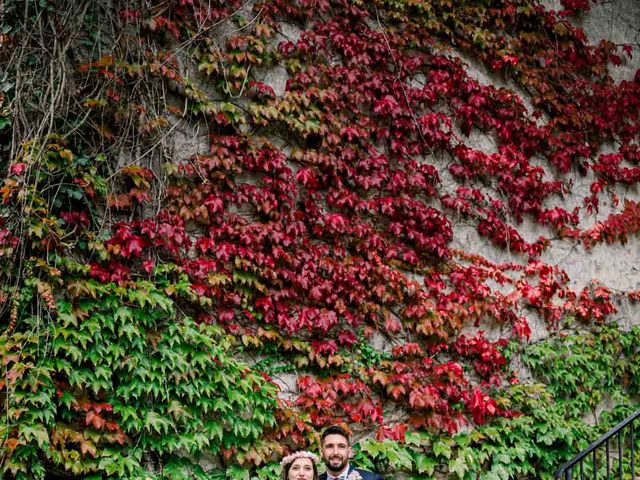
[319, 465, 383, 480]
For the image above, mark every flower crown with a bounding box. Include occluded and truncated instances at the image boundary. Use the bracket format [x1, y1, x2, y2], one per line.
[280, 450, 319, 468]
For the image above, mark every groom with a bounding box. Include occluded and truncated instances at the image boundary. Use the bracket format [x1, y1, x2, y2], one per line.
[318, 425, 383, 480]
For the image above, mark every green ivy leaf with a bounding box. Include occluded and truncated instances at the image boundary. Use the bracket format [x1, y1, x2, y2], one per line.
[360, 439, 386, 459]
[226, 465, 250, 480]
[386, 444, 413, 470]
[19, 424, 50, 446]
[414, 453, 436, 475]
[432, 440, 452, 459]
[448, 456, 468, 478]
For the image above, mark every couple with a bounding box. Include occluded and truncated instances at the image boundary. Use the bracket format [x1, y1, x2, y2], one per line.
[281, 426, 382, 480]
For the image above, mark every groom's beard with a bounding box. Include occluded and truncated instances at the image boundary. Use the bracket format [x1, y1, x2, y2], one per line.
[326, 455, 348, 473]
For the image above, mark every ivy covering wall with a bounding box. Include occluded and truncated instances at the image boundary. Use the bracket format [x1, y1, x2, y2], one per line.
[1, 0, 639, 479]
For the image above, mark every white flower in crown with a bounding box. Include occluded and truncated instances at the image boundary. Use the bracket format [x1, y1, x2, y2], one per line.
[347, 471, 363, 480]
[280, 451, 319, 468]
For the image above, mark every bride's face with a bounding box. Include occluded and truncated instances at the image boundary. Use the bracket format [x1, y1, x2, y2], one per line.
[288, 458, 315, 480]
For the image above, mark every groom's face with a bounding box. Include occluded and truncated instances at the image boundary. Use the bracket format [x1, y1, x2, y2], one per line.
[321, 433, 352, 474]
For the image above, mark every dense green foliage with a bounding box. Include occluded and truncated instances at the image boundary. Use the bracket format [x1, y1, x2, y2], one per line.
[1, 263, 279, 478]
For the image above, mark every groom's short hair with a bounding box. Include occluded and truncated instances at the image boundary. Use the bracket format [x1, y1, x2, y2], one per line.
[321, 425, 350, 445]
